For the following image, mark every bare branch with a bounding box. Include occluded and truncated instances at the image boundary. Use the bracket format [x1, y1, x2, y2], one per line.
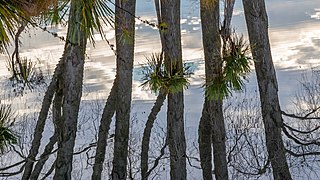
[73, 143, 96, 155]
[286, 148, 320, 157]
[186, 155, 201, 169]
[40, 160, 55, 180]
[283, 122, 320, 134]
[282, 126, 320, 146]
[227, 132, 245, 164]
[0, 163, 25, 177]
[281, 107, 320, 120]
[146, 139, 168, 178]
[0, 160, 25, 171]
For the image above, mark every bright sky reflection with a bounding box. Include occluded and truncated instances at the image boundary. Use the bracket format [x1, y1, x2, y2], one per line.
[0, 0, 319, 111]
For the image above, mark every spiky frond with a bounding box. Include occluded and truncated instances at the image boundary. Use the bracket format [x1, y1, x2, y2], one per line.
[204, 76, 230, 100]
[141, 53, 191, 94]
[0, 0, 25, 52]
[39, 0, 70, 25]
[223, 34, 251, 91]
[0, 104, 17, 154]
[78, 0, 114, 44]
[205, 33, 251, 100]
[0, 0, 114, 51]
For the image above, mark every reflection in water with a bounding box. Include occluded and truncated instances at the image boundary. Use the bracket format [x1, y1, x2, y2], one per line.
[270, 23, 320, 70]
[0, 1, 319, 179]
[8, 57, 45, 95]
[311, 8, 320, 19]
[0, 1, 318, 108]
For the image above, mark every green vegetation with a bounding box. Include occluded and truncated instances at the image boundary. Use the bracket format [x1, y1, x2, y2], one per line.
[205, 34, 251, 100]
[0, 104, 17, 154]
[141, 53, 191, 94]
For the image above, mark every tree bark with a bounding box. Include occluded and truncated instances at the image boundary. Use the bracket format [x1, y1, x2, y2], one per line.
[22, 59, 63, 180]
[159, 1, 186, 179]
[11, 22, 26, 80]
[199, 1, 229, 180]
[198, 101, 213, 180]
[111, 1, 136, 179]
[141, 89, 167, 180]
[242, 1, 292, 179]
[29, 79, 63, 179]
[91, 81, 117, 180]
[222, 0, 235, 38]
[53, 0, 87, 179]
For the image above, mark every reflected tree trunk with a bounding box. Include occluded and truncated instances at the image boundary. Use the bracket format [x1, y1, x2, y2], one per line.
[221, 0, 235, 38]
[141, 89, 167, 180]
[53, 0, 87, 178]
[11, 21, 26, 80]
[22, 59, 63, 180]
[140, 1, 168, 178]
[242, 0, 292, 179]
[92, 81, 117, 179]
[199, 1, 228, 179]
[159, 0, 186, 179]
[111, 0, 136, 179]
[29, 80, 63, 179]
[198, 101, 213, 180]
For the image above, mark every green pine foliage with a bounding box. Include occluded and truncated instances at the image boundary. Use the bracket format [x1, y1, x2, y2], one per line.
[141, 53, 191, 94]
[0, 104, 17, 154]
[205, 34, 251, 100]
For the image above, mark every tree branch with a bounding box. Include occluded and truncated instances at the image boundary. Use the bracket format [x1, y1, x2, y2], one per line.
[281, 107, 320, 120]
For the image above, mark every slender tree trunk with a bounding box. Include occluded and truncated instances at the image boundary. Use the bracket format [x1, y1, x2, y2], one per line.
[159, 1, 186, 179]
[53, 0, 87, 179]
[242, 1, 292, 179]
[211, 99, 228, 180]
[92, 81, 117, 179]
[141, 89, 167, 180]
[222, 0, 235, 38]
[111, 1, 136, 179]
[22, 59, 63, 180]
[140, 2, 168, 178]
[154, 0, 165, 52]
[198, 101, 213, 180]
[30, 82, 63, 179]
[199, 1, 229, 179]
[11, 22, 26, 79]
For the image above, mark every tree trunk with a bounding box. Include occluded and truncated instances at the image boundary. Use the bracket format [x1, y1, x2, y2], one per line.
[111, 1, 136, 179]
[22, 59, 63, 180]
[221, 0, 235, 38]
[92, 81, 117, 179]
[53, 0, 87, 179]
[198, 101, 213, 180]
[211, 99, 228, 180]
[159, 0, 186, 179]
[242, 1, 292, 179]
[29, 82, 63, 179]
[199, 1, 229, 179]
[141, 89, 167, 180]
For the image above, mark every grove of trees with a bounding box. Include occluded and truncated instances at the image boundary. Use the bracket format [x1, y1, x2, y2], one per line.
[0, 0, 320, 179]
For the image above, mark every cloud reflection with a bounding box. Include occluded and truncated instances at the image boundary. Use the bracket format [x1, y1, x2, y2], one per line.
[311, 8, 320, 19]
[270, 22, 320, 70]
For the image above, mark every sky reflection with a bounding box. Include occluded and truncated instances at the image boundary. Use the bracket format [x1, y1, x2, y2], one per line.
[0, 0, 319, 110]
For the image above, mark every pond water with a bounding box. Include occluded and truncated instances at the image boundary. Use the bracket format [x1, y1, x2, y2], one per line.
[0, 0, 319, 179]
[1, 0, 318, 107]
